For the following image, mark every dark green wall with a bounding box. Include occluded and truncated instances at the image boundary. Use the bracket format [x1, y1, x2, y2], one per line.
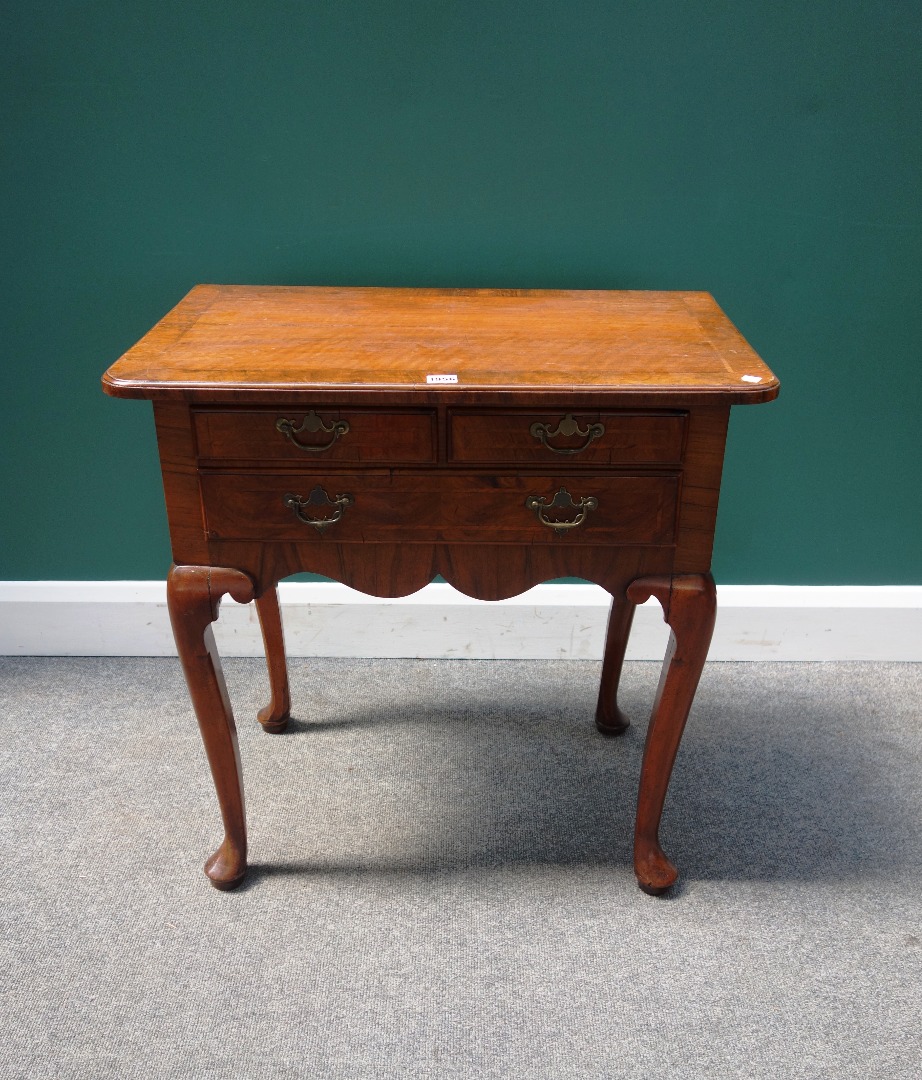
[3, 2, 920, 583]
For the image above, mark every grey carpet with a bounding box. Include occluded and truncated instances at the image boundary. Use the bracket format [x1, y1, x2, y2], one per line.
[1, 657, 920, 1079]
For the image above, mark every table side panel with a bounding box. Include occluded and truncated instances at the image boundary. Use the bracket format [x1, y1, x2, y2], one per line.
[153, 402, 210, 566]
[672, 404, 730, 573]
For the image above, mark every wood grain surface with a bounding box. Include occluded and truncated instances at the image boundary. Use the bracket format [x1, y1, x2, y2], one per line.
[103, 286, 779, 403]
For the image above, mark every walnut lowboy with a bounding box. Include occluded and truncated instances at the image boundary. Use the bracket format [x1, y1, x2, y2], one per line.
[102, 285, 778, 895]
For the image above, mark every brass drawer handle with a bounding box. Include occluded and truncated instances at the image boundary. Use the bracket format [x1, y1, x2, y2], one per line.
[276, 411, 350, 452]
[525, 487, 598, 533]
[283, 487, 354, 532]
[529, 414, 604, 455]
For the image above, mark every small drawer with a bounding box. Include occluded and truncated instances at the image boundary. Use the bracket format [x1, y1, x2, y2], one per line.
[201, 471, 679, 546]
[449, 410, 686, 465]
[193, 407, 436, 464]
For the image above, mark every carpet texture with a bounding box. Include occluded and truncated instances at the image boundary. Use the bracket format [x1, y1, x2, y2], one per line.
[1, 657, 920, 1079]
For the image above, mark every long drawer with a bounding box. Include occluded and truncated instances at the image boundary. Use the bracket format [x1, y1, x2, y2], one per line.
[200, 471, 680, 546]
[193, 407, 437, 464]
[448, 409, 686, 465]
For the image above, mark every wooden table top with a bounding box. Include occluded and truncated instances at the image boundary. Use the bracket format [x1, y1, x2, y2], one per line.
[102, 285, 778, 404]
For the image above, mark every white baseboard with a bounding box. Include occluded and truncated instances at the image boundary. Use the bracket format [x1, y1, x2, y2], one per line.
[1, 581, 919, 661]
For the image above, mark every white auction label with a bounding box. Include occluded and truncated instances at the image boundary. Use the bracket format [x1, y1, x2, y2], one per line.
[426, 374, 458, 384]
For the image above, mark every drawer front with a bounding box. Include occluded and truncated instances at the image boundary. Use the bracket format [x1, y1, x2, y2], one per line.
[449, 410, 686, 465]
[201, 471, 679, 546]
[193, 408, 436, 464]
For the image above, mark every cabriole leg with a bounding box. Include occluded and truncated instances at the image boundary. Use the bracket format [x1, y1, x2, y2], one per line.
[167, 564, 255, 890]
[255, 585, 291, 733]
[595, 591, 635, 735]
[626, 573, 717, 895]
